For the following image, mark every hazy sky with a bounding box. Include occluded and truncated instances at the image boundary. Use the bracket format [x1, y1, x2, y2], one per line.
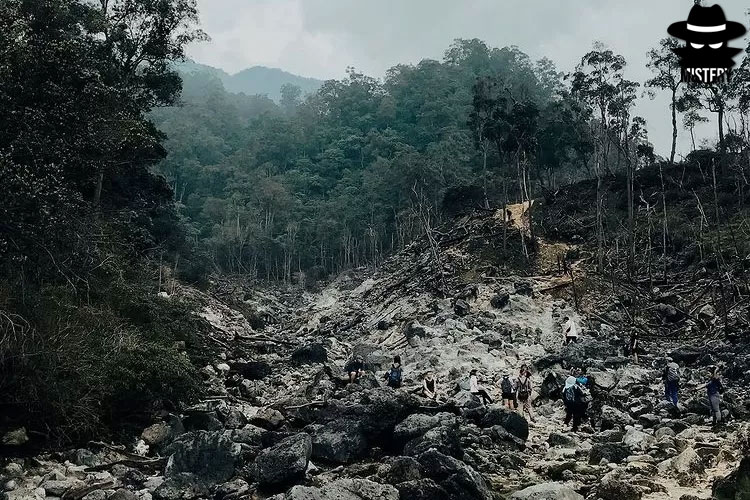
[188, 0, 750, 158]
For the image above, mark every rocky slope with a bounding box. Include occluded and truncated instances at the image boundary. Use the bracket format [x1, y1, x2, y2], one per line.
[2, 208, 750, 500]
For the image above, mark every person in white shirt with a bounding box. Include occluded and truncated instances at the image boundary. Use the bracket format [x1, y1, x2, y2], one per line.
[469, 369, 493, 404]
[562, 316, 579, 345]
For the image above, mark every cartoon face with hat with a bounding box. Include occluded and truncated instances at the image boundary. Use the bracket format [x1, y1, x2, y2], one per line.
[668, 4, 747, 83]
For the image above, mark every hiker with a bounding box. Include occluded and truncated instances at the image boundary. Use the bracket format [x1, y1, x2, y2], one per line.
[384, 355, 403, 389]
[422, 371, 438, 400]
[663, 358, 680, 407]
[345, 355, 365, 384]
[562, 316, 578, 345]
[707, 367, 724, 426]
[470, 369, 494, 405]
[562, 375, 590, 432]
[500, 371, 517, 409]
[627, 330, 639, 362]
[516, 365, 535, 422]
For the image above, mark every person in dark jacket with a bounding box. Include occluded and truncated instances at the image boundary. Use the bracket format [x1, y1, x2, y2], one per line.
[384, 355, 402, 388]
[707, 367, 724, 427]
[345, 356, 365, 383]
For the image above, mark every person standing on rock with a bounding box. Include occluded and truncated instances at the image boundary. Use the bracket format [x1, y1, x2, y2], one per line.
[470, 369, 494, 405]
[422, 371, 438, 400]
[345, 356, 365, 384]
[384, 355, 403, 389]
[663, 358, 681, 408]
[562, 376, 577, 427]
[500, 371, 517, 409]
[706, 367, 724, 427]
[627, 330, 639, 363]
[516, 366, 535, 422]
[562, 316, 578, 345]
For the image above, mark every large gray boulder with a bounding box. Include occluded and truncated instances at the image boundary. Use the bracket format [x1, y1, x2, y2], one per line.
[510, 482, 584, 499]
[396, 479, 451, 500]
[417, 449, 492, 500]
[252, 433, 312, 487]
[153, 473, 209, 500]
[272, 479, 399, 500]
[164, 431, 240, 483]
[310, 419, 368, 464]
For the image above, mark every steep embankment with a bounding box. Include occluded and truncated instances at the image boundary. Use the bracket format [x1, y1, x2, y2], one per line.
[2, 204, 750, 500]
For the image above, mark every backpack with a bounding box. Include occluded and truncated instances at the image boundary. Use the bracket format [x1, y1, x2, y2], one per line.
[578, 385, 593, 404]
[563, 386, 576, 404]
[501, 377, 513, 394]
[518, 377, 531, 398]
[667, 364, 680, 382]
[388, 366, 402, 386]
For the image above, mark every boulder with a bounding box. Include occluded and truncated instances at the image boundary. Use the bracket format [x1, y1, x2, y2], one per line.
[510, 482, 584, 499]
[539, 372, 565, 400]
[396, 479, 451, 500]
[310, 419, 368, 464]
[477, 407, 529, 440]
[599, 405, 634, 430]
[597, 472, 642, 500]
[1, 428, 28, 446]
[589, 443, 630, 465]
[250, 408, 285, 430]
[215, 478, 250, 500]
[41, 478, 85, 496]
[669, 346, 703, 365]
[454, 299, 471, 316]
[655, 303, 680, 323]
[671, 447, 704, 475]
[382, 456, 422, 484]
[623, 427, 656, 452]
[291, 344, 328, 365]
[417, 449, 492, 500]
[109, 490, 138, 500]
[713, 456, 750, 500]
[252, 433, 312, 487]
[394, 414, 442, 442]
[275, 479, 399, 500]
[164, 431, 240, 483]
[153, 473, 209, 500]
[490, 293, 510, 309]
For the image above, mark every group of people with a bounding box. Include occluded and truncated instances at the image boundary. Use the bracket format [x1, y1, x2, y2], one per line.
[343, 322, 727, 433]
[662, 359, 725, 427]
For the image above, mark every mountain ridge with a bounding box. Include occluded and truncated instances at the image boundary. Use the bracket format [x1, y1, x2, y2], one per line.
[177, 59, 324, 101]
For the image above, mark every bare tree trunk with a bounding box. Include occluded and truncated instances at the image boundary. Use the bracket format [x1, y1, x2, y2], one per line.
[670, 90, 678, 165]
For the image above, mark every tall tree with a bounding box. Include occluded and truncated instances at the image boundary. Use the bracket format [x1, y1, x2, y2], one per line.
[645, 38, 683, 165]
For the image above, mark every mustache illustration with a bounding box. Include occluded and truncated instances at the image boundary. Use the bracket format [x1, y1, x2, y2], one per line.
[673, 46, 743, 67]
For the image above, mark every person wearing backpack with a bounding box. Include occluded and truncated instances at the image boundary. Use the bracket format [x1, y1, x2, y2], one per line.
[469, 369, 493, 404]
[706, 367, 724, 427]
[663, 359, 680, 407]
[384, 355, 403, 389]
[516, 366, 535, 422]
[563, 376, 590, 431]
[345, 355, 365, 384]
[562, 376, 577, 427]
[500, 372, 516, 409]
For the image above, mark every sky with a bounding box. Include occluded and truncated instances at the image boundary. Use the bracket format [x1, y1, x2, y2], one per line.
[187, 0, 750, 158]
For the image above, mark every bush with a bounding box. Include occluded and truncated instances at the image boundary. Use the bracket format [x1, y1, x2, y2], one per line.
[0, 283, 204, 445]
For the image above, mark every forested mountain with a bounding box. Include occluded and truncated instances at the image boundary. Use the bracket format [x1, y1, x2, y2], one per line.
[150, 41, 643, 282]
[177, 60, 323, 101]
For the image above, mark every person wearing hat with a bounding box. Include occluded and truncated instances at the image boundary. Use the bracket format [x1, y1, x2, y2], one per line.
[469, 369, 493, 405]
[668, 4, 746, 83]
[499, 371, 517, 409]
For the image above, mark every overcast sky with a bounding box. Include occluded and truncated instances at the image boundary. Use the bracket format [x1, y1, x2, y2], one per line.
[187, 0, 750, 158]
